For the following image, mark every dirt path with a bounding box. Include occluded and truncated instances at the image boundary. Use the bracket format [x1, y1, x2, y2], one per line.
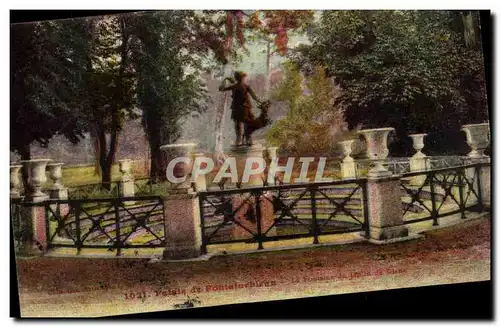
[15, 217, 491, 317]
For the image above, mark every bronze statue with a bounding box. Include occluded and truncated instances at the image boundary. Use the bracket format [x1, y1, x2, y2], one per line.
[219, 71, 271, 146]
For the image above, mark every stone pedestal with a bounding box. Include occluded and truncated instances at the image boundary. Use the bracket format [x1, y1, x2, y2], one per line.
[366, 175, 409, 243]
[230, 191, 276, 242]
[17, 159, 52, 256]
[226, 144, 266, 187]
[118, 159, 135, 198]
[409, 134, 430, 186]
[477, 159, 491, 209]
[464, 157, 491, 209]
[162, 192, 202, 259]
[221, 144, 277, 242]
[19, 200, 48, 256]
[46, 163, 71, 241]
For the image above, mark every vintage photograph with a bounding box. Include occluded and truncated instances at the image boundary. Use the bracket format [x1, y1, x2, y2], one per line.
[10, 10, 491, 317]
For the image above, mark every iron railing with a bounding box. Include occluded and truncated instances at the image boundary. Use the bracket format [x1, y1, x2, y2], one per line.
[66, 181, 121, 199]
[198, 179, 369, 252]
[11, 195, 166, 255]
[399, 163, 485, 225]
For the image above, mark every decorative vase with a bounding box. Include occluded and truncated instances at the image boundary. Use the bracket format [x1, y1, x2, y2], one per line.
[358, 128, 394, 177]
[409, 134, 427, 158]
[339, 140, 355, 163]
[20, 159, 52, 198]
[10, 164, 22, 197]
[461, 123, 490, 158]
[47, 163, 64, 190]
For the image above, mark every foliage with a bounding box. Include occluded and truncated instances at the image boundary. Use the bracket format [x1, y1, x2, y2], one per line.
[245, 10, 314, 55]
[10, 21, 87, 158]
[131, 11, 210, 180]
[290, 10, 489, 155]
[266, 63, 353, 155]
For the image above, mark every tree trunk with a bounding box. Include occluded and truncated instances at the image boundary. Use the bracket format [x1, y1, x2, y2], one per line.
[97, 128, 112, 189]
[92, 131, 102, 176]
[264, 38, 272, 99]
[214, 64, 232, 162]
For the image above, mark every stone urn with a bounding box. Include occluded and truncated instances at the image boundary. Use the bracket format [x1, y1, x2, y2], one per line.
[409, 134, 427, 158]
[47, 163, 64, 189]
[160, 143, 197, 190]
[357, 128, 394, 177]
[118, 159, 133, 180]
[20, 159, 52, 199]
[339, 140, 355, 163]
[10, 164, 23, 198]
[461, 122, 490, 158]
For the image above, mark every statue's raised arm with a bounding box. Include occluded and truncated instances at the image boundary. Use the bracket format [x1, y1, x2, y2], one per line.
[219, 77, 237, 91]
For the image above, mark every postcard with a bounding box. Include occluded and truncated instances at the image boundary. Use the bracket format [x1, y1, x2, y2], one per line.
[10, 9, 491, 317]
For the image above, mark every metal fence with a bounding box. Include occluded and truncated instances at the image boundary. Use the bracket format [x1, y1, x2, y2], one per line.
[399, 163, 485, 225]
[11, 195, 165, 256]
[198, 179, 369, 252]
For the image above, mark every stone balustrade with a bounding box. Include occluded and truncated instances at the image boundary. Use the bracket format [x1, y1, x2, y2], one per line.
[10, 122, 491, 258]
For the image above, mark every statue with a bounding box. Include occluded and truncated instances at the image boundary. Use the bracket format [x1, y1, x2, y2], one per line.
[219, 71, 272, 146]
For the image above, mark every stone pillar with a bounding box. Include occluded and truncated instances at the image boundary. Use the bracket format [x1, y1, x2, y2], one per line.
[228, 143, 266, 187]
[409, 133, 430, 186]
[46, 163, 71, 241]
[461, 123, 491, 209]
[339, 140, 357, 179]
[10, 164, 22, 198]
[18, 159, 52, 255]
[366, 175, 409, 243]
[161, 143, 202, 259]
[162, 192, 202, 259]
[118, 159, 135, 198]
[357, 128, 395, 178]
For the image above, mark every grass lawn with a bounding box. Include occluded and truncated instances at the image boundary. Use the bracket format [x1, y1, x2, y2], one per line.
[61, 165, 122, 187]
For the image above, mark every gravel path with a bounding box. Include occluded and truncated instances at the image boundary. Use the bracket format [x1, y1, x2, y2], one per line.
[15, 216, 490, 317]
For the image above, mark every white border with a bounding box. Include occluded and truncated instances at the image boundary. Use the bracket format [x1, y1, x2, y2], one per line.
[2, 2, 498, 325]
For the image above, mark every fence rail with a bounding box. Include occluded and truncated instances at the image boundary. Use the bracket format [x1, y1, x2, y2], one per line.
[400, 163, 484, 225]
[198, 179, 369, 252]
[11, 195, 166, 255]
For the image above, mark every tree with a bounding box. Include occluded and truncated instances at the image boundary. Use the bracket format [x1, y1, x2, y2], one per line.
[74, 15, 139, 187]
[266, 62, 352, 156]
[131, 11, 209, 181]
[245, 10, 314, 98]
[290, 10, 489, 155]
[10, 21, 85, 160]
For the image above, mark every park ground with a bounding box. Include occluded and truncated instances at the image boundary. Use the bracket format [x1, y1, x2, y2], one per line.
[15, 216, 490, 317]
